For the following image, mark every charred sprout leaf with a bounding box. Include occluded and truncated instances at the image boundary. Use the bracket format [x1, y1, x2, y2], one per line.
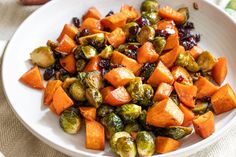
[101, 113, 124, 139]
[110, 131, 131, 153]
[142, 12, 159, 24]
[178, 7, 189, 25]
[193, 101, 208, 115]
[116, 104, 142, 123]
[116, 137, 137, 157]
[97, 105, 115, 118]
[85, 88, 103, 108]
[139, 84, 154, 106]
[84, 71, 104, 89]
[136, 131, 155, 156]
[141, 0, 159, 12]
[76, 59, 87, 72]
[176, 51, 200, 72]
[154, 126, 193, 140]
[124, 122, 142, 134]
[69, 81, 86, 101]
[152, 37, 166, 54]
[123, 22, 140, 37]
[197, 51, 216, 72]
[99, 45, 113, 59]
[81, 45, 98, 59]
[137, 25, 155, 45]
[59, 107, 82, 134]
[79, 33, 105, 48]
[30, 46, 55, 68]
[127, 77, 144, 103]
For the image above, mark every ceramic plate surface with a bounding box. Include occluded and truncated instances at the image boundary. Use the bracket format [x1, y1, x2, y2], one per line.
[2, 0, 236, 156]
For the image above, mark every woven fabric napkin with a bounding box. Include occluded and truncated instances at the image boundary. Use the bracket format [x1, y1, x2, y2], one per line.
[0, 0, 236, 157]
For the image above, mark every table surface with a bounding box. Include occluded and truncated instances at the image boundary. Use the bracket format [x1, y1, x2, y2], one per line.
[0, 0, 236, 157]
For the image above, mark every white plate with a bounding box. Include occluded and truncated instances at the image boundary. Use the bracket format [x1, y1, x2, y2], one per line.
[2, 0, 236, 156]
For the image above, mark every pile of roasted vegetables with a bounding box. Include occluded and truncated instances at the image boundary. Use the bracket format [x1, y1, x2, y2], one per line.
[19, 0, 236, 156]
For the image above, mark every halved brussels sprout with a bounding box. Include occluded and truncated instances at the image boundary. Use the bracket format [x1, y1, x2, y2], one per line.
[139, 84, 154, 106]
[69, 81, 86, 101]
[176, 51, 200, 72]
[139, 110, 154, 131]
[127, 77, 144, 103]
[77, 72, 88, 84]
[76, 59, 87, 72]
[124, 122, 142, 134]
[116, 104, 142, 122]
[97, 105, 115, 118]
[116, 137, 137, 157]
[123, 22, 139, 37]
[62, 77, 78, 89]
[59, 107, 82, 134]
[152, 37, 166, 54]
[142, 12, 159, 24]
[101, 113, 124, 139]
[193, 101, 208, 115]
[84, 71, 104, 90]
[136, 131, 155, 156]
[154, 126, 193, 140]
[99, 45, 113, 59]
[81, 45, 98, 59]
[137, 25, 155, 45]
[79, 33, 105, 48]
[197, 51, 216, 72]
[30, 46, 55, 68]
[110, 131, 131, 152]
[178, 7, 189, 25]
[141, 0, 159, 12]
[85, 88, 103, 108]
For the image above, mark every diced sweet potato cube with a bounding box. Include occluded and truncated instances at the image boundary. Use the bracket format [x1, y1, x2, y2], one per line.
[155, 136, 181, 154]
[60, 53, 76, 73]
[83, 56, 101, 72]
[137, 42, 159, 64]
[212, 57, 227, 86]
[101, 12, 127, 30]
[106, 27, 126, 48]
[57, 24, 79, 42]
[44, 80, 62, 106]
[189, 45, 203, 59]
[79, 107, 96, 120]
[120, 4, 139, 21]
[171, 66, 193, 85]
[83, 7, 102, 20]
[153, 83, 173, 101]
[179, 103, 195, 126]
[55, 34, 76, 54]
[81, 18, 103, 32]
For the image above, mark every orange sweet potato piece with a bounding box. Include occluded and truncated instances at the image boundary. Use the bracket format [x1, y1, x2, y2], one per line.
[44, 80, 62, 106]
[104, 67, 135, 87]
[174, 82, 197, 108]
[120, 4, 140, 21]
[83, 56, 101, 72]
[81, 18, 103, 32]
[189, 45, 203, 59]
[57, 24, 79, 42]
[164, 32, 179, 51]
[171, 66, 193, 85]
[55, 34, 76, 54]
[106, 27, 126, 48]
[19, 66, 44, 90]
[159, 6, 185, 24]
[212, 57, 227, 86]
[147, 61, 174, 87]
[179, 103, 195, 126]
[194, 76, 218, 99]
[193, 111, 215, 138]
[85, 120, 105, 150]
[83, 7, 102, 21]
[153, 83, 173, 101]
[146, 98, 184, 127]
[111, 51, 142, 74]
[102, 86, 131, 106]
[155, 136, 181, 154]
[101, 12, 127, 30]
[211, 84, 236, 115]
[60, 53, 76, 73]
[137, 42, 159, 64]
[157, 20, 176, 31]
[130, 132, 138, 140]
[79, 107, 96, 120]
[51, 86, 74, 115]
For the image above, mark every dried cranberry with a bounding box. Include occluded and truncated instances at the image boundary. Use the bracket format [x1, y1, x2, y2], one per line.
[155, 29, 169, 38]
[176, 75, 184, 83]
[201, 96, 211, 102]
[103, 27, 112, 32]
[110, 64, 125, 69]
[80, 29, 90, 37]
[124, 49, 137, 59]
[106, 11, 114, 17]
[184, 22, 195, 29]
[72, 17, 80, 28]
[43, 67, 55, 81]
[127, 45, 139, 51]
[99, 59, 110, 69]
[136, 17, 150, 27]
[182, 41, 195, 50]
[129, 26, 139, 35]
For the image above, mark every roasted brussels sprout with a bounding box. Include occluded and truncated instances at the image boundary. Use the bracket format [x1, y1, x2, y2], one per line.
[175, 51, 200, 72]
[124, 122, 142, 134]
[110, 131, 131, 152]
[99, 45, 113, 59]
[141, 0, 159, 12]
[127, 77, 144, 103]
[193, 101, 208, 115]
[79, 33, 105, 48]
[142, 12, 159, 24]
[77, 72, 88, 84]
[136, 131, 155, 156]
[137, 25, 155, 45]
[81, 45, 98, 59]
[85, 88, 103, 108]
[152, 37, 166, 54]
[139, 84, 154, 106]
[116, 137, 137, 157]
[154, 126, 193, 140]
[116, 104, 142, 122]
[30, 46, 55, 68]
[76, 59, 87, 72]
[59, 107, 82, 134]
[84, 71, 104, 90]
[178, 7, 189, 25]
[197, 51, 216, 72]
[62, 77, 78, 89]
[69, 81, 86, 101]
[97, 105, 115, 118]
[101, 113, 124, 139]
[139, 110, 154, 131]
[123, 22, 140, 37]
